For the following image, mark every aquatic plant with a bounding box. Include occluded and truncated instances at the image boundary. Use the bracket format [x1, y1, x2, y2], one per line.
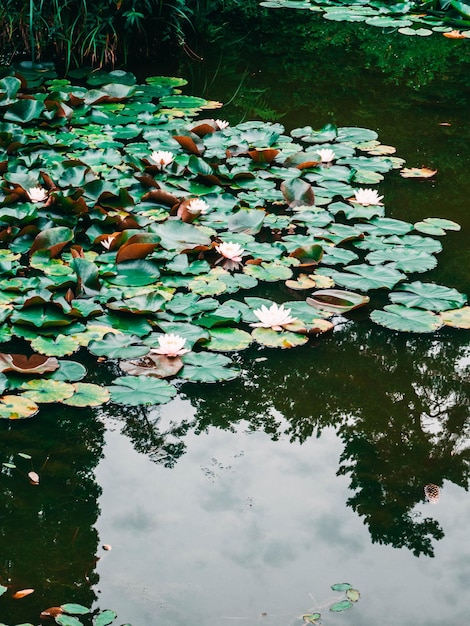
[260, 0, 470, 38]
[0, 64, 467, 415]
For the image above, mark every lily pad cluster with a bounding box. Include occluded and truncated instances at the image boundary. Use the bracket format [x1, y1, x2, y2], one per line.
[260, 0, 470, 37]
[0, 64, 467, 415]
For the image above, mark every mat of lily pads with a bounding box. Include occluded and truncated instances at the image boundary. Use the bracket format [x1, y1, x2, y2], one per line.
[0, 62, 467, 416]
[260, 0, 470, 38]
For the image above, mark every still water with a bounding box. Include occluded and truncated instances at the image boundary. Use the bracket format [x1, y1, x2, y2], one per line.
[1, 9, 470, 626]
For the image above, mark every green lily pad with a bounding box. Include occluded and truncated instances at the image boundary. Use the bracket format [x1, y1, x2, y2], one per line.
[414, 217, 461, 235]
[60, 604, 90, 615]
[30, 334, 81, 356]
[251, 327, 309, 348]
[331, 583, 352, 591]
[48, 360, 87, 382]
[62, 383, 110, 407]
[108, 375, 177, 405]
[0, 394, 39, 419]
[89, 334, 149, 359]
[20, 379, 75, 403]
[370, 305, 443, 333]
[324, 264, 405, 291]
[55, 615, 84, 626]
[204, 328, 253, 352]
[389, 281, 467, 311]
[94, 609, 118, 626]
[330, 600, 353, 612]
[180, 352, 239, 382]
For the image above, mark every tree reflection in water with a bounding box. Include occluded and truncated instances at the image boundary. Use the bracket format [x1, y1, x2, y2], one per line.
[0, 407, 103, 622]
[116, 323, 470, 558]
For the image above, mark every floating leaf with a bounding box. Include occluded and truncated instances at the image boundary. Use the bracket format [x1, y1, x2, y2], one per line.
[330, 600, 353, 612]
[331, 583, 352, 591]
[302, 614, 321, 623]
[400, 167, 437, 178]
[60, 604, 90, 615]
[370, 305, 443, 333]
[93, 609, 118, 626]
[389, 281, 467, 311]
[251, 327, 309, 349]
[0, 353, 59, 374]
[12, 588, 35, 599]
[204, 328, 253, 352]
[20, 379, 75, 403]
[346, 589, 361, 602]
[30, 334, 81, 357]
[62, 383, 110, 407]
[307, 289, 370, 313]
[89, 334, 149, 359]
[28, 471, 40, 484]
[180, 352, 239, 382]
[440, 306, 470, 329]
[56, 615, 84, 626]
[0, 395, 39, 419]
[108, 376, 177, 405]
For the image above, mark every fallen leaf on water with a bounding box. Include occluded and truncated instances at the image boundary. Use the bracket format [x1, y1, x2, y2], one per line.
[12, 588, 34, 599]
[40, 606, 64, 618]
[439, 122, 451, 126]
[28, 471, 40, 485]
[443, 29, 465, 38]
[102, 544, 112, 551]
[400, 167, 437, 179]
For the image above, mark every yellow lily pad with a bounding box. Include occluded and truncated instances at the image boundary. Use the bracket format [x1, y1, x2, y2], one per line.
[0, 395, 39, 419]
[439, 306, 470, 329]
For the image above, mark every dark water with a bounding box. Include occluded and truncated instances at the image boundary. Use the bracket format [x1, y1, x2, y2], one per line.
[1, 10, 470, 626]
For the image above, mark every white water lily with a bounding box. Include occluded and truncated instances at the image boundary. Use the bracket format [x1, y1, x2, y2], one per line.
[251, 303, 298, 331]
[215, 119, 229, 130]
[28, 186, 48, 203]
[353, 188, 384, 206]
[187, 198, 209, 215]
[316, 148, 336, 163]
[215, 241, 245, 262]
[101, 236, 114, 250]
[150, 150, 174, 169]
[152, 333, 190, 358]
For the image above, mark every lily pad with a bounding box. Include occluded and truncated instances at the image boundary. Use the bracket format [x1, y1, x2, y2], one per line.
[370, 305, 443, 333]
[180, 352, 239, 382]
[307, 289, 370, 313]
[251, 327, 309, 348]
[389, 281, 467, 311]
[440, 307, 470, 329]
[330, 600, 353, 612]
[0, 395, 39, 419]
[204, 328, 253, 352]
[62, 383, 110, 407]
[20, 379, 75, 403]
[88, 334, 149, 359]
[108, 375, 177, 405]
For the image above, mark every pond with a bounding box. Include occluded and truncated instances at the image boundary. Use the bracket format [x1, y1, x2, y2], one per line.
[1, 8, 470, 626]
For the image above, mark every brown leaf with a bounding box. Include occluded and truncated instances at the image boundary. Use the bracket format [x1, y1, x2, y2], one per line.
[40, 606, 64, 619]
[102, 544, 112, 551]
[12, 588, 34, 599]
[28, 471, 40, 485]
[190, 121, 217, 137]
[173, 134, 204, 156]
[400, 167, 437, 179]
[443, 29, 465, 38]
[247, 149, 280, 164]
[116, 242, 158, 263]
[142, 189, 179, 207]
[0, 353, 59, 374]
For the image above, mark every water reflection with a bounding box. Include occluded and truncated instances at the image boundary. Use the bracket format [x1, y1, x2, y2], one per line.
[104, 323, 470, 560]
[0, 407, 103, 622]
